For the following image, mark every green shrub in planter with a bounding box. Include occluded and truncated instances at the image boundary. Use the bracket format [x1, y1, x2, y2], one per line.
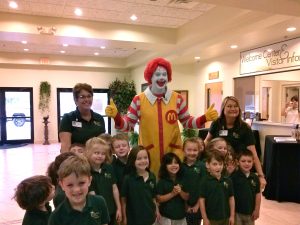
[109, 78, 137, 114]
[39, 81, 51, 116]
[181, 128, 198, 142]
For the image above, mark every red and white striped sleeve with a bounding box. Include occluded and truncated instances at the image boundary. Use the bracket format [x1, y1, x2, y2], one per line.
[177, 94, 207, 128]
[114, 95, 140, 132]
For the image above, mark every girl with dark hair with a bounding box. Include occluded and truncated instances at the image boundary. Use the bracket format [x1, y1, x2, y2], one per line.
[157, 152, 189, 225]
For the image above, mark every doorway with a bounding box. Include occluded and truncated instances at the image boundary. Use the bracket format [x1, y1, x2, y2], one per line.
[205, 82, 223, 128]
[261, 87, 270, 120]
[0, 88, 34, 145]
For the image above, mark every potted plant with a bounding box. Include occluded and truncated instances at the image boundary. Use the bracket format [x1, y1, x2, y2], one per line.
[181, 128, 198, 141]
[109, 78, 137, 115]
[129, 131, 139, 147]
[109, 78, 137, 143]
[38, 81, 51, 117]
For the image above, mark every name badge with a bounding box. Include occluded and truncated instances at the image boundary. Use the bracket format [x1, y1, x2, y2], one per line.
[72, 121, 82, 128]
[219, 130, 228, 136]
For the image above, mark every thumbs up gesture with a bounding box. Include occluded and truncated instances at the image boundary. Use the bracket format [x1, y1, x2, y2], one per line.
[205, 104, 218, 121]
[105, 98, 118, 118]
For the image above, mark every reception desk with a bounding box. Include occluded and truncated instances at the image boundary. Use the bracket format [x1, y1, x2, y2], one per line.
[252, 121, 293, 160]
[263, 135, 300, 203]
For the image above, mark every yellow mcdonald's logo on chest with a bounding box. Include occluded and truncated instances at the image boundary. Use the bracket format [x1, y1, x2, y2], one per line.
[165, 110, 178, 124]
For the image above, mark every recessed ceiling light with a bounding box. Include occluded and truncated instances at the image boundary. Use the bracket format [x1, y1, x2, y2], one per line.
[21, 40, 27, 44]
[100, 46, 106, 49]
[230, 45, 238, 49]
[130, 14, 137, 21]
[194, 56, 201, 60]
[94, 52, 99, 56]
[62, 44, 68, 47]
[286, 27, 296, 32]
[9, 1, 18, 9]
[74, 8, 82, 16]
[24, 48, 29, 51]
[60, 50, 65, 54]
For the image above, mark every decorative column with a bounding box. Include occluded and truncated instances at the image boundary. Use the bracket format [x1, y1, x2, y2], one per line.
[43, 116, 50, 145]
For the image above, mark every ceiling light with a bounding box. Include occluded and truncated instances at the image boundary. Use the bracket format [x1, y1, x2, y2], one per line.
[60, 50, 65, 54]
[130, 14, 137, 21]
[194, 56, 201, 60]
[9, 1, 18, 9]
[286, 27, 296, 32]
[74, 8, 82, 16]
[24, 48, 29, 51]
[62, 44, 68, 47]
[230, 45, 238, 49]
[94, 52, 99, 56]
[21, 40, 27, 44]
[100, 46, 106, 49]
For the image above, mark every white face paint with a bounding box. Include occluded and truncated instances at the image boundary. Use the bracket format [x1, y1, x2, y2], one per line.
[150, 66, 168, 95]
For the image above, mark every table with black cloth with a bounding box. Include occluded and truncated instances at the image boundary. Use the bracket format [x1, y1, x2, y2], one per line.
[263, 135, 300, 203]
[198, 128, 261, 159]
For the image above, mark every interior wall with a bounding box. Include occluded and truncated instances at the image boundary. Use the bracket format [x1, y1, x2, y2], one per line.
[0, 67, 129, 143]
[194, 52, 240, 115]
[234, 76, 255, 114]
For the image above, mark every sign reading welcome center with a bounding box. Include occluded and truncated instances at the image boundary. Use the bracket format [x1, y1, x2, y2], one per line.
[240, 37, 300, 75]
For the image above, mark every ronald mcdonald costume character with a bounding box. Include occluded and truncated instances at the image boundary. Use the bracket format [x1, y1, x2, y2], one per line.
[106, 58, 218, 175]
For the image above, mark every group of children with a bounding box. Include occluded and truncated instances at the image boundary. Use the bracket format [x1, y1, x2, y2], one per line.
[14, 133, 261, 225]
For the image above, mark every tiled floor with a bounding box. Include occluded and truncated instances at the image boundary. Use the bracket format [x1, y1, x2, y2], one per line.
[0, 144, 300, 225]
[0, 144, 59, 225]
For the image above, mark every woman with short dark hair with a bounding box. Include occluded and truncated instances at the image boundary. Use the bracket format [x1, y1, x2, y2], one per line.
[59, 83, 105, 152]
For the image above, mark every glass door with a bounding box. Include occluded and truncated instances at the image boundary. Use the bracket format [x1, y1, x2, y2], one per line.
[0, 88, 34, 145]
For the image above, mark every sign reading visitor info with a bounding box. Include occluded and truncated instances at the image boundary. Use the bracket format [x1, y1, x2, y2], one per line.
[240, 37, 300, 75]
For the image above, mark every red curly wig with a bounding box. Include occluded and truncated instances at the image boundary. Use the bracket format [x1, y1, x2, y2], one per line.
[144, 58, 172, 84]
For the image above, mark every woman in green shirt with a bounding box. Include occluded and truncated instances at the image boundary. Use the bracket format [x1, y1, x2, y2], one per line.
[59, 83, 105, 152]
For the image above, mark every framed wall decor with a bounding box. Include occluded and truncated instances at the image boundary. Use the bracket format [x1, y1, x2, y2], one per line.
[174, 90, 188, 107]
[141, 83, 149, 92]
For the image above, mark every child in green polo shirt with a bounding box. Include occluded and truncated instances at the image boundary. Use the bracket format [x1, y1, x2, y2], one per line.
[111, 133, 130, 190]
[69, 143, 85, 156]
[99, 133, 114, 157]
[121, 145, 160, 225]
[14, 175, 55, 225]
[206, 137, 228, 157]
[46, 151, 76, 208]
[86, 137, 122, 225]
[230, 150, 261, 225]
[157, 152, 189, 225]
[196, 136, 206, 161]
[182, 137, 207, 225]
[48, 155, 110, 225]
[206, 138, 237, 176]
[199, 150, 235, 225]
